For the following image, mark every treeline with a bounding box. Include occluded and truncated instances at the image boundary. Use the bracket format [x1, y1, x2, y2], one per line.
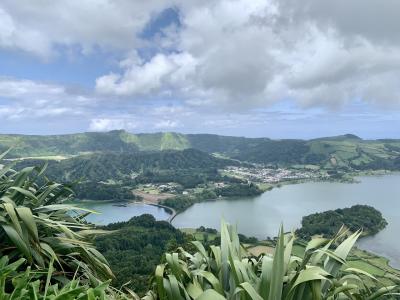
[73, 182, 138, 201]
[162, 189, 218, 212]
[215, 182, 262, 197]
[162, 183, 263, 212]
[95, 214, 191, 295]
[296, 205, 387, 239]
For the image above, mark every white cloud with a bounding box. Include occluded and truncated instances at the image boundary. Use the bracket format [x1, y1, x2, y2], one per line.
[0, 78, 89, 119]
[2, 0, 400, 138]
[0, 78, 65, 98]
[96, 52, 196, 96]
[154, 119, 179, 129]
[89, 118, 138, 131]
[93, 0, 400, 110]
[0, 0, 175, 58]
[4, 0, 400, 109]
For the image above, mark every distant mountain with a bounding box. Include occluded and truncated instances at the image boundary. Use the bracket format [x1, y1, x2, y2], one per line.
[0, 130, 139, 157]
[2, 130, 400, 170]
[311, 134, 363, 141]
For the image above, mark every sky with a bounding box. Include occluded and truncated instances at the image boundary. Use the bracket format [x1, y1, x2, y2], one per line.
[0, 0, 400, 139]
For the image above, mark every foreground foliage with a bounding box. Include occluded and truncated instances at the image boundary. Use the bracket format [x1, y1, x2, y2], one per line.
[146, 221, 398, 299]
[0, 150, 112, 280]
[0, 150, 128, 298]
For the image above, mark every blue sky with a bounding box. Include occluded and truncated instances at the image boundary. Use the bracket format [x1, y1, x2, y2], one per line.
[0, 1, 400, 139]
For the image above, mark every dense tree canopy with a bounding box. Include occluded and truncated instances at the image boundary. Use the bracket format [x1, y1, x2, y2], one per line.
[95, 214, 190, 295]
[297, 205, 388, 239]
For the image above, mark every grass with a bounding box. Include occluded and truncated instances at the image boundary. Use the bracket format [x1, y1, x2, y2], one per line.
[292, 244, 306, 258]
[257, 183, 273, 191]
[346, 260, 386, 276]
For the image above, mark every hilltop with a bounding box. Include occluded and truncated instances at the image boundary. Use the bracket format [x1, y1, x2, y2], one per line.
[2, 130, 400, 170]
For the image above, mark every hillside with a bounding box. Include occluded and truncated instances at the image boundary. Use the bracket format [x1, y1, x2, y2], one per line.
[3, 130, 400, 170]
[0, 130, 195, 157]
[15, 148, 237, 183]
[0, 130, 140, 157]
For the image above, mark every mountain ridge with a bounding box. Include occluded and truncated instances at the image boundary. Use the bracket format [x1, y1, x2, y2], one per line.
[1, 130, 400, 170]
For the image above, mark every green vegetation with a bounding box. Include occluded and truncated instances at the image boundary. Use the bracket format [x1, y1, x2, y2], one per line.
[0, 154, 398, 299]
[215, 182, 262, 197]
[95, 214, 190, 296]
[74, 182, 138, 201]
[0, 151, 128, 298]
[0, 130, 139, 157]
[161, 183, 262, 212]
[161, 189, 218, 212]
[144, 220, 398, 299]
[296, 205, 388, 239]
[286, 243, 400, 288]
[15, 148, 237, 183]
[2, 130, 400, 171]
[136, 168, 241, 189]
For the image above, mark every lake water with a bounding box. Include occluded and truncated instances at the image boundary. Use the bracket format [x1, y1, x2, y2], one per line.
[71, 201, 170, 225]
[172, 175, 400, 268]
[72, 175, 400, 268]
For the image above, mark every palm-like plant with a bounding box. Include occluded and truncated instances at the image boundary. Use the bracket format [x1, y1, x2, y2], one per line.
[0, 150, 113, 288]
[146, 221, 398, 300]
[0, 255, 139, 299]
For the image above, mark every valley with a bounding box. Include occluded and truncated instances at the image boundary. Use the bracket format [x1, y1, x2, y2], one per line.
[2, 131, 400, 297]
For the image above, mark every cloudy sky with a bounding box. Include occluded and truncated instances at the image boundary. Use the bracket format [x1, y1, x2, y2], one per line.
[1, 0, 400, 138]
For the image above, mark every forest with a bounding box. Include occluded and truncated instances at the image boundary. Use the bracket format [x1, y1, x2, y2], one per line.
[73, 182, 137, 201]
[161, 183, 262, 212]
[14, 148, 238, 183]
[95, 214, 191, 295]
[296, 204, 388, 239]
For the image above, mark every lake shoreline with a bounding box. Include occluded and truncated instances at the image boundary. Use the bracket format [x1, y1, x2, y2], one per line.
[70, 171, 398, 226]
[72, 173, 400, 270]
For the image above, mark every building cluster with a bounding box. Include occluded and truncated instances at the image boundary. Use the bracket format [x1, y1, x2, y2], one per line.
[141, 182, 180, 193]
[224, 166, 326, 183]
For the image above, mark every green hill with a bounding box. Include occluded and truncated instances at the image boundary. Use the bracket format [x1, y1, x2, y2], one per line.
[2, 130, 400, 170]
[0, 130, 139, 157]
[15, 148, 237, 182]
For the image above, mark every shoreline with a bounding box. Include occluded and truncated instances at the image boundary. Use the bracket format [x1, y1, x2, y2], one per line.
[144, 202, 177, 222]
[71, 172, 400, 269]
[71, 171, 399, 224]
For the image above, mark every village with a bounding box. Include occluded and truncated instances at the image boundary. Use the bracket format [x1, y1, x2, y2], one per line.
[222, 165, 329, 183]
